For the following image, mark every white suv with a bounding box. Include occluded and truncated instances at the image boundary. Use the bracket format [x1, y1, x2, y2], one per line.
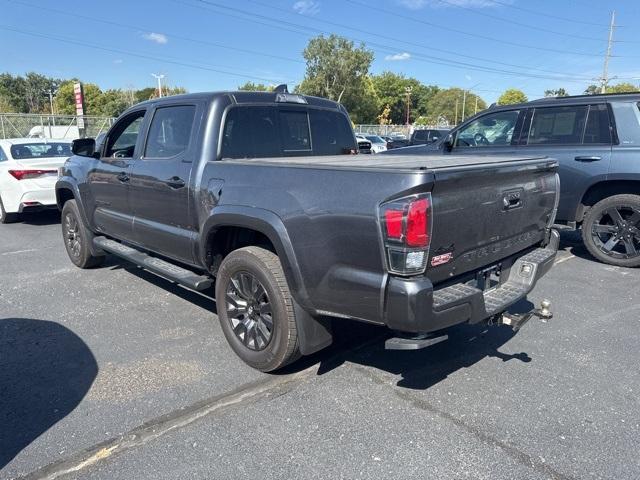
[0, 138, 72, 223]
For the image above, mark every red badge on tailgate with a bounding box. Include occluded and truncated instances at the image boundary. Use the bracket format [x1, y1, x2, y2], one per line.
[431, 252, 453, 266]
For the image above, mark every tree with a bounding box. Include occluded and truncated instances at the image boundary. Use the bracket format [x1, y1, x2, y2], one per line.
[369, 72, 439, 124]
[54, 81, 103, 115]
[24, 72, 61, 113]
[93, 89, 129, 117]
[544, 88, 568, 97]
[584, 84, 600, 95]
[607, 82, 638, 93]
[497, 88, 528, 105]
[296, 34, 374, 118]
[238, 82, 273, 91]
[0, 73, 27, 112]
[377, 104, 391, 125]
[425, 88, 486, 125]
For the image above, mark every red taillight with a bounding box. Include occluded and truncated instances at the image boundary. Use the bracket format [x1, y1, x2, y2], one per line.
[406, 198, 430, 247]
[8, 169, 57, 180]
[379, 194, 432, 275]
[384, 209, 403, 239]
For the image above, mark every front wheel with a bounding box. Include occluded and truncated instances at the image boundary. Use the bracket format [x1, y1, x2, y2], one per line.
[582, 194, 640, 267]
[215, 246, 300, 372]
[61, 200, 105, 269]
[0, 197, 20, 224]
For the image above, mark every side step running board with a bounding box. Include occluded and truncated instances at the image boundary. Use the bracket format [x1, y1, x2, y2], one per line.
[93, 236, 213, 291]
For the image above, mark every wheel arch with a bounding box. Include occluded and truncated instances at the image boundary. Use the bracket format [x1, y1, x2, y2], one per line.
[200, 206, 311, 310]
[577, 180, 640, 223]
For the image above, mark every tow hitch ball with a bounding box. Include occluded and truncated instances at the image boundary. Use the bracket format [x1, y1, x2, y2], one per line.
[499, 299, 553, 332]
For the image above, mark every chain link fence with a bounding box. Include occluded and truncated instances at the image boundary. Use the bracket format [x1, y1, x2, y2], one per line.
[354, 124, 454, 137]
[0, 114, 116, 140]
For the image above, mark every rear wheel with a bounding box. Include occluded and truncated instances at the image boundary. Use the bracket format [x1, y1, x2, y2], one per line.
[582, 194, 640, 267]
[61, 200, 105, 269]
[0, 197, 20, 224]
[215, 246, 300, 372]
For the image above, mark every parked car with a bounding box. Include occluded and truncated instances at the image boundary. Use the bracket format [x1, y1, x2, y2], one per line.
[0, 138, 72, 223]
[392, 93, 640, 267]
[57, 90, 559, 372]
[387, 135, 410, 149]
[355, 135, 372, 154]
[364, 135, 388, 154]
[410, 128, 449, 146]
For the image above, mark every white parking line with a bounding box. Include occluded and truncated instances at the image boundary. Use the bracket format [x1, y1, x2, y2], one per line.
[1, 248, 38, 256]
[554, 254, 576, 265]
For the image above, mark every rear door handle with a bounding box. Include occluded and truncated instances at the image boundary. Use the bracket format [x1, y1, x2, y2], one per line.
[574, 156, 601, 162]
[117, 172, 129, 183]
[165, 176, 186, 189]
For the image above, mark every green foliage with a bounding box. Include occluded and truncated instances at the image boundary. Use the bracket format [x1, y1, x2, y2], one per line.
[585, 83, 639, 95]
[237, 82, 273, 91]
[497, 88, 528, 105]
[296, 34, 374, 120]
[425, 88, 486, 125]
[544, 88, 568, 97]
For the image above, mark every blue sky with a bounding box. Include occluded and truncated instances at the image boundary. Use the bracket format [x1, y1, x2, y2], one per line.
[1, 0, 639, 103]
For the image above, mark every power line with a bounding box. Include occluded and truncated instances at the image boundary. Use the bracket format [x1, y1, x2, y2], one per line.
[434, 0, 607, 42]
[341, 0, 604, 57]
[484, 0, 610, 28]
[5, 0, 305, 65]
[0, 24, 297, 85]
[183, 0, 599, 84]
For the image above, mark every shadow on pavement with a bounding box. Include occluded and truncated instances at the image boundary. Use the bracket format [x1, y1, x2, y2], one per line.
[293, 298, 534, 390]
[19, 210, 61, 226]
[558, 228, 595, 263]
[0, 318, 98, 470]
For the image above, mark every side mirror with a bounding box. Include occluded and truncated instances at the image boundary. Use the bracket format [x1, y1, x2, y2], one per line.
[443, 134, 454, 152]
[72, 138, 97, 158]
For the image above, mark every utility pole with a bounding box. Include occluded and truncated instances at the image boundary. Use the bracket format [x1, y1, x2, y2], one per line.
[151, 73, 165, 98]
[44, 89, 56, 126]
[474, 96, 479, 115]
[462, 89, 467, 122]
[454, 98, 458, 125]
[405, 86, 413, 125]
[600, 11, 616, 94]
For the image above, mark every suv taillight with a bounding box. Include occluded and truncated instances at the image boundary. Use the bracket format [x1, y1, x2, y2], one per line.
[8, 169, 57, 180]
[379, 193, 432, 275]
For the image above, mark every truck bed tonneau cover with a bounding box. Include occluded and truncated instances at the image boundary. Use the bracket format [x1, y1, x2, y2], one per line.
[221, 154, 550, 171]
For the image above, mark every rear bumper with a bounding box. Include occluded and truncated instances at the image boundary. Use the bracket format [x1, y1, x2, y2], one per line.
[383, 229, 559, 333]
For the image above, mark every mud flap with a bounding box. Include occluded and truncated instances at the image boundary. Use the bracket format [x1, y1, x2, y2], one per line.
[293, 300, 333, 355]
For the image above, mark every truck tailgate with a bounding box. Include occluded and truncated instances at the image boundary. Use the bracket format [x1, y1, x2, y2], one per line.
[427, 158, 558, 284]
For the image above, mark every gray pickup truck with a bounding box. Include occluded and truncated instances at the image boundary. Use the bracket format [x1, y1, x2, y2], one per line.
[56, 89, 559, 371]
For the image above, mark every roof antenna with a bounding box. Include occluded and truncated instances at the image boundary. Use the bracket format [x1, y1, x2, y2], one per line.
[273, 84, 288, 93]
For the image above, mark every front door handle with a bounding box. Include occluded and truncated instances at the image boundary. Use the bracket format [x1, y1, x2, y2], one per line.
[165, 176, 186, 189]
[117, 172, 129, 183]
[575, 156, 601, 162]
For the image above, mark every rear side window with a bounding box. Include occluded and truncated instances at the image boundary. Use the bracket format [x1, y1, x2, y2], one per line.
[527, 106, 587, 145]
[145, 105, 196, 158]
[413, 130, 428, 141]
[221, 106, 355, 159]
[583, 104, 611, 144]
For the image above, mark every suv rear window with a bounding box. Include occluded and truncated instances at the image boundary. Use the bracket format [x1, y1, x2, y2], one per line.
[221, 106, 355, 159]
[527, 106, 587, 145]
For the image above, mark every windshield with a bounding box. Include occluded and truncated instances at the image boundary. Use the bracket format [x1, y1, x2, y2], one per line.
[365, 135, 385, 144]
[10, 142, 72, 159]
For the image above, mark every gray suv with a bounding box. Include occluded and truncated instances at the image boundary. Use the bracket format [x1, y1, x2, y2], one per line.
[402, 93, 640, 267]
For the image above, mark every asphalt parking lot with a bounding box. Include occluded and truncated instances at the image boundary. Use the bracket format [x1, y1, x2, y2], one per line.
[1, 211, 639, 480]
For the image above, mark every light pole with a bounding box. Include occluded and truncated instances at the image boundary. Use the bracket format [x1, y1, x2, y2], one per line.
[151, 73, 165, 98]
[405, 86, 413, 126]
[43, 88, 56, 126]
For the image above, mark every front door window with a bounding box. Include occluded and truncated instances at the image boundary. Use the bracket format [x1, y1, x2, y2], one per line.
[455, 110, 520, 148]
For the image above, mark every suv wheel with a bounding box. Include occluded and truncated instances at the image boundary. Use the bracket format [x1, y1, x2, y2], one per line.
[0, 197, 20, 224]
[582, 194, 640, 267]
[61, 200, 105, 269]
[215, 246, 300, 372]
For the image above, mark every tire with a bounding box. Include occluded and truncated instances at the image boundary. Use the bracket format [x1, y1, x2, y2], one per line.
[0, 197, 20, 224]
[582, 194, 640, 267]
[61, 200, 105, 269]
[215, 246, 300, 372]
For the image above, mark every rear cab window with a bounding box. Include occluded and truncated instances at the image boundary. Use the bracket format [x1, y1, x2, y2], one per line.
[220, 106, 356, 159]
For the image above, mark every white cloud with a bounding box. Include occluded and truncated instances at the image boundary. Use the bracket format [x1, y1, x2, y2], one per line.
[143, 32, 168, 44]
[113, 59, 123, 64]
[293, 0, 320, 15]
[397, 0, 505, 9]
[385, 52, 411, 61]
